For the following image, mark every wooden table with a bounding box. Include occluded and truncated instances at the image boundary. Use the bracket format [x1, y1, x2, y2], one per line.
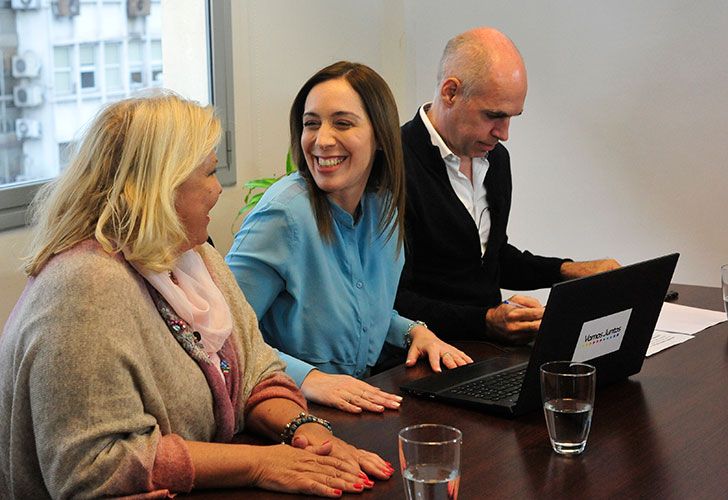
[190, 284, 728, 499]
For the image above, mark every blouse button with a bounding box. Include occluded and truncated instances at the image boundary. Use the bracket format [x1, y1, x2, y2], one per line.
[356, 281, 364, 289]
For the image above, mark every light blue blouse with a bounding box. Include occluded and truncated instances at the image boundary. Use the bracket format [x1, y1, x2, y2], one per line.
[225, 173, 412, 386]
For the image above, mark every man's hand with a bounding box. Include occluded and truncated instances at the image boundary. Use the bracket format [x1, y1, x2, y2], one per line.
[485, 294, 544, 345]
[560, 259, 620, 280]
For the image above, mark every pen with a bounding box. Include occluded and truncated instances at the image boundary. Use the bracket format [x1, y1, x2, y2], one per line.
[503, 300, 527, 308]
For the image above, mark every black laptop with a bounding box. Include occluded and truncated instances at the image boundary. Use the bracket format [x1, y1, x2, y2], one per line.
[400, 253, 679, 417]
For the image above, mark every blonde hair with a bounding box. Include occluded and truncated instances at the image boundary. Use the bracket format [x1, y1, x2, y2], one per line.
[24, 91, 221, 276]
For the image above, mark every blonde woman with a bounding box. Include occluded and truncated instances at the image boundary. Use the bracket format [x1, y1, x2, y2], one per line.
[0, 92, 390, 498]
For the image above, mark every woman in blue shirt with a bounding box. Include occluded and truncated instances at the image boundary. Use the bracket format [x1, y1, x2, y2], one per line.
[226, 61, 472, 413]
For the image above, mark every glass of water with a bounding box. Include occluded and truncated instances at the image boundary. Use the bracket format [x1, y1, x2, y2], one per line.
[398, 424, 461, 500]
[721, 265, 728, 318]
[540, 361, 596, 455]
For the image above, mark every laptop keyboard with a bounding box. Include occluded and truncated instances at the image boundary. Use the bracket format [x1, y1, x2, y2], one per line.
[450, 366, 527, 402]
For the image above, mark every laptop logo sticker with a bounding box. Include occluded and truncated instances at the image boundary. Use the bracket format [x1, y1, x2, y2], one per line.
[572, 309, 633, 362]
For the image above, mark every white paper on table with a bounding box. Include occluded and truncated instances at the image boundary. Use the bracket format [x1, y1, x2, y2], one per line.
[654, 302, 726, 335]
[646, 330, 693, 357]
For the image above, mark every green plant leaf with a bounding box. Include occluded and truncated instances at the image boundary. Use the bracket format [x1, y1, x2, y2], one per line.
[246, 192, 264, 205]
[238, 198, 260, 216]
[243, 178, 278, 189]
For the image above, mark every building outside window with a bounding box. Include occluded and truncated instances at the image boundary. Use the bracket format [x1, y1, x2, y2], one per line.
[127, 38, 144, 89]
[53, 46, 74, 96]
[104, 42, 123, 93]
[79, 43, 98, 92]
[0, 0, 233, 231]
[2, 1, 165, 189]
[150, 38, 162, 85]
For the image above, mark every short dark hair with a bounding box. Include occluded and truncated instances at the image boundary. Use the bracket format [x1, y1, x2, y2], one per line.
[289, 61, 404, 249]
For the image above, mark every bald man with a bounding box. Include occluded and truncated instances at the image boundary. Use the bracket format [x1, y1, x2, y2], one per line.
[394, 27, 619, 346]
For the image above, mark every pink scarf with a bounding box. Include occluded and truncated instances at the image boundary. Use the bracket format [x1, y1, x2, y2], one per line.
[133, 249, 233, 380]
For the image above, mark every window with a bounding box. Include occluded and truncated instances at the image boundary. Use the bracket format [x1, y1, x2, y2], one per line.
[207, 0, 236, 188]
[0, 0, 236, 231]
[54, 46, 74, 95]
[104, 42, 123, 92]
[150, 39, 162, 85]
[79, 44, 98, 91]
[128, 38, 144, 89]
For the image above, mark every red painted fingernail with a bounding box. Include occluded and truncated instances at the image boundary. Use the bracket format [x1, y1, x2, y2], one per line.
[354, 483, 364, 490]
[364, 479, 375, 487]
[333, 489, 342, 496]
[358, 472, 369, 480]
[385, 461, 392, 467]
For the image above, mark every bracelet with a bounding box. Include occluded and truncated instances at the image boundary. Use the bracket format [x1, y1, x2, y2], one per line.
[280, 412, 333, 445]
[405, 320, 427, 349]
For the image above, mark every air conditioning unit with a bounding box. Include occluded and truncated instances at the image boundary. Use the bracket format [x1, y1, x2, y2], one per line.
[127, 0, 151, 17]
[11, 0, 41, 10]
[12, 51, 41, 79]
[15, 119, 42, 140]
[54, 0, 80, 17]
[13, 84, 44, 108]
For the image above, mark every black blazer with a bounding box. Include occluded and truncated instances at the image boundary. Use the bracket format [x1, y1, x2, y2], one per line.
[394, 110, 567, 340]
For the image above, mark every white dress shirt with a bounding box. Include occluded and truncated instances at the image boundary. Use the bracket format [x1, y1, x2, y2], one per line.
[419, 104, 490, 255]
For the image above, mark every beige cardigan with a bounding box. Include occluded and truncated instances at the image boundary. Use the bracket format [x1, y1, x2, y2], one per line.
[0, 241, 299, 499]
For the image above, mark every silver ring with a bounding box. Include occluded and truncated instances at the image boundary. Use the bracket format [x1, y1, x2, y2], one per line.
[441, 351, 453, 358]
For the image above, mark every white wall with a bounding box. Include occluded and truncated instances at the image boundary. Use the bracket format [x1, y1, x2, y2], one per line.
[211, 0, 408, 254]
[3, 0, 727, 328]
[402, 0, 728, 287]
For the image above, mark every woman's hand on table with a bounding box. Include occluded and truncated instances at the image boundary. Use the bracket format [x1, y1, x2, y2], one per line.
[301, 370, 402, 414]
[249, 442, 371, 497]
[187, 438, 376, 497]
[406, 325, 474, 372]
[292, 423, 395, 483]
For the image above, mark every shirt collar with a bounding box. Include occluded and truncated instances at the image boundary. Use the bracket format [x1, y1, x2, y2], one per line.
[419, 103, 458, 162]
[329, 193, 366, 228]
[419, 103, 490, 161]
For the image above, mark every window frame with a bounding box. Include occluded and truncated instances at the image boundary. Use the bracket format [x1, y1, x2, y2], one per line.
[0, 0, 236, 230]
[207, 0, 235, 187]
